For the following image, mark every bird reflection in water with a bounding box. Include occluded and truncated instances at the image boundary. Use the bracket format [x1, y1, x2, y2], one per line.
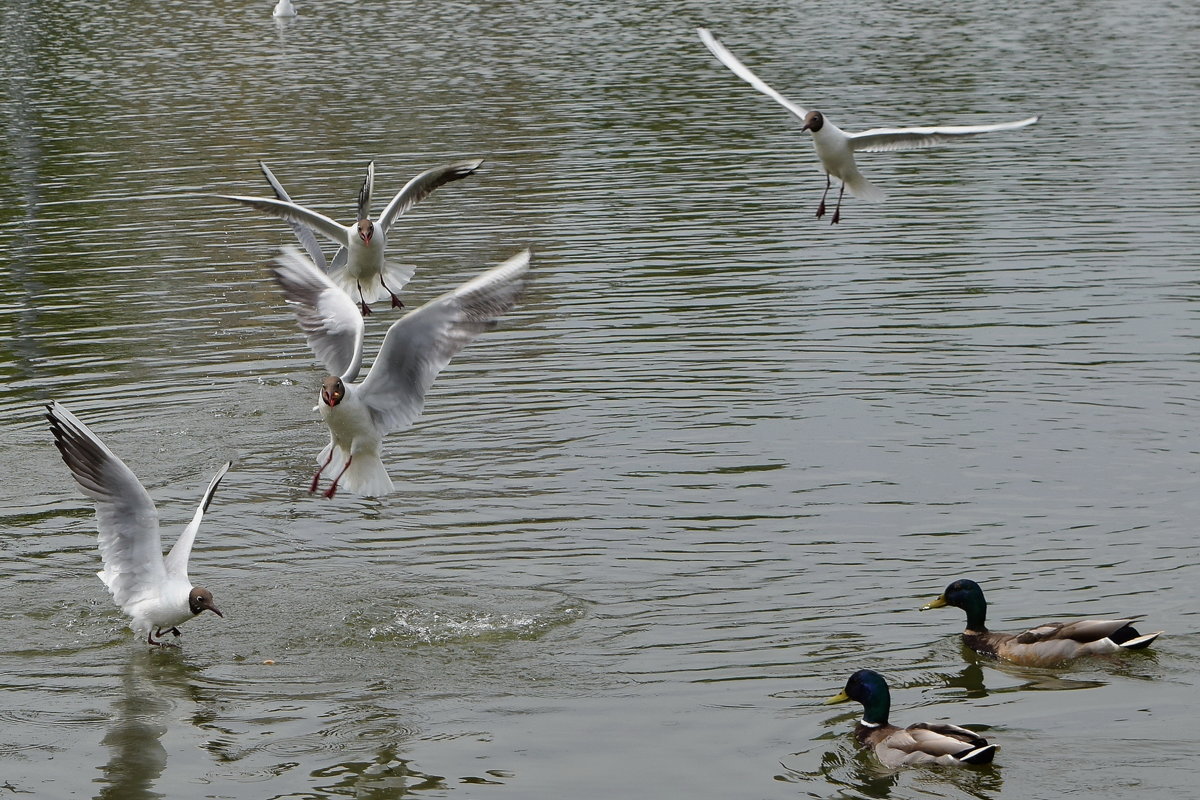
[779, 736, 1004, 799]
[941, 650, 1113, 695]
[308, 745, 450, 797]
[95, 652, 204, 800]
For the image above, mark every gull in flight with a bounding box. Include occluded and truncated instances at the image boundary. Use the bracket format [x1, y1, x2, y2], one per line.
[269, 245, 530, 498]
[45, 402, 229, 647]
[220, 158, 484, 314]
[697, 28, 1038, 223]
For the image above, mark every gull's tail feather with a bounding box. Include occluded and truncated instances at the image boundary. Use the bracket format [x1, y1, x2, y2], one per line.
[315, 444, 393, 497]
[338, 453, 394, 497]
[843, 172, 887, 202]
[328, 260, 417, 305]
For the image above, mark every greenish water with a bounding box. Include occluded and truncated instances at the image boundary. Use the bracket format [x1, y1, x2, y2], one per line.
[1, 0, 1198, 798]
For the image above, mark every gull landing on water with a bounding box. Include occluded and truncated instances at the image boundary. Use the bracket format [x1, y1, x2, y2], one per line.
[269, 245, 531, 498]
[697, 28, 1038, 224]
[45, 403, 229, 647]
[272, 0, 296, 17]
[219, 158, 484, 315]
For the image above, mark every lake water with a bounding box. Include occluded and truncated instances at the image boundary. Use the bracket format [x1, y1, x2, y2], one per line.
[1, 0, 1198, 798]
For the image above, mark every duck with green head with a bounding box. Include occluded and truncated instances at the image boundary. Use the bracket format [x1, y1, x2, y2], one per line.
[825, 669, 996, 768]
[921, 578, 1163, 667]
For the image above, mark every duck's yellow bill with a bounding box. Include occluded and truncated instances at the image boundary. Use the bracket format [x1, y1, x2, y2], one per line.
[824, 690, 850, 705]
[920, 595, 947, 611]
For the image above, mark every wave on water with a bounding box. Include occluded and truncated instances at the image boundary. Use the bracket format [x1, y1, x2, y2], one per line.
[344, 588, 586, 645]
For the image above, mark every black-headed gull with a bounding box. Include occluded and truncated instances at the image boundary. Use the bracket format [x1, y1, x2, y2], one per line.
[45, 402, 229, 647]
[219, 158, 484, 314]
[272, 0, 296, 17]
[269, 245, 530, 498]
[697, 28, 1038, 223]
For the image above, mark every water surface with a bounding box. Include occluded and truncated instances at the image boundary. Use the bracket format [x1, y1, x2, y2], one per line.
[1, 1, 1198, 798]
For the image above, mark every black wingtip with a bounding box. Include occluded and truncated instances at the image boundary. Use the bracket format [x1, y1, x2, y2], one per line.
[199, 462, 232, 514]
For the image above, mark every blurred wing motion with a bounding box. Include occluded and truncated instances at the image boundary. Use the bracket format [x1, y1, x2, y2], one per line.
[850, 116, 1039, 152]
[357, 248, 531, 434]
[270, 246, 366, 382]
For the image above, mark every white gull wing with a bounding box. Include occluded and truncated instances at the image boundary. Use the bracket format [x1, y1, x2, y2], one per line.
[259, 161, 329, 271]
[45, 402, 166, 610]
[216, 194, 349, 247]
[357, 249, 530, 435]
[329, 246, 349, 272]
[163, 461, 232, 580]
[356, 161, 375, 221]
[697, 28, 809, 123]
[377, 158, 485, 234]
[849, 115, 1039, 152]
[270, 246, 365, 382]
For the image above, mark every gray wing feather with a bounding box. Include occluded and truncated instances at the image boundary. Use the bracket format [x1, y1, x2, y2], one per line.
[849, 116, 1039, 152]
[259, 161, 329, 271]
[45, 402, 167, 610]
[357, 249, 530, 435]
[216, 194, 349, 246]
[377, 159, 484, 234]
[329, 246, 348, 272]
[269, 247, 366, 382]
[1016, 617, 1140, 644]
[697, 28, 810, 123]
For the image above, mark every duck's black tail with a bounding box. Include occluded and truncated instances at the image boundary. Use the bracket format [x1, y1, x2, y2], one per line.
[955, 743, 997, 765]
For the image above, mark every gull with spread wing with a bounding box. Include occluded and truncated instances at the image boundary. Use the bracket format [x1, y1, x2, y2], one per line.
[45, 402, 228, 647]
[698, 28, 1038, 223]
[220, 158, 484, 314]
[269, 245, 530, 498]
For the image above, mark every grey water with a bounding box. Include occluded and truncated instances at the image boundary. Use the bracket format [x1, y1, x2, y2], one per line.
[1, 0, 1198, 798]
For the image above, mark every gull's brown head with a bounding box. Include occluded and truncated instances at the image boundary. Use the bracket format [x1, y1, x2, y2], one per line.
[321, 376, 345, 408]
[188, 587, 223, 618]
[357, 219, 374, 244]
[801, 110, 824, 133]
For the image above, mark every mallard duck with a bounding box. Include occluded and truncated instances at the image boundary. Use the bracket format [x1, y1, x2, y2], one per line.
[921, 578, 1163, 667]
[825, 669, 996, 768]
